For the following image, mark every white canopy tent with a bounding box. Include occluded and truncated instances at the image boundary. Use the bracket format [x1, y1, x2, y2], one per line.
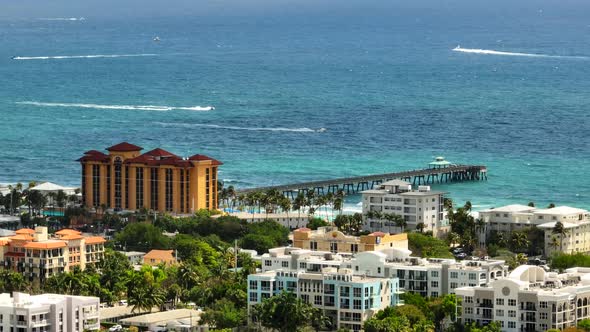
[30, 182, 77, 196]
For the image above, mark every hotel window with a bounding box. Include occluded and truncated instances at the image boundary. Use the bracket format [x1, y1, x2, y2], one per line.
[465, 297, 473, 303]
[125, 166, 129, 209]
[469, 273, 477, 280]
[106, 166, 111, 207]
[249, 280, 258, 289]
[212, 167, 217, 208]
[508, 310, 516, 317]
[180, 170, 185, 212]
[450, 272, 458, 278]
[465, 307, 473, 314]
[540, 312, 548, 319]
[81, 164, 86, 205]
[508, 322, 516, 328]
[508, 299, 516, 306]
[206, 168, 210, 209]
[431, 281, 439, 287]
[136, 167, 144, 208]
[353, 287, 362, 297]
[150, 168, 158, 209]
[310, 241, 318, 250]
[185, 170, 190, 212]
[264, 260, 272, 267]
[353, 299, 362, 310]
[450, 282, 458, 289]
[92, 165, 100, 207]
[114, 158, 122, 209]
[165, 169, 173, 212]
[496, 309, 504, 316]
[496, 298, 504, 305]
[249, 292, 257, 302]
[281, 261, 288, 268]
[540, 301, 548, 308]
[431, 271, 439, 277]
[314, 295, 322, 305]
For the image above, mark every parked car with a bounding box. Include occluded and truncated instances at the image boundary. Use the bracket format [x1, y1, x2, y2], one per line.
[455, 252, 467, 259]
[109, 325, 123, 332]
[118, 300, 127, 306]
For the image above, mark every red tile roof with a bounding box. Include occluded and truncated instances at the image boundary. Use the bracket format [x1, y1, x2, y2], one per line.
[370, 231, 387, 237]
[188, 154, 223, 165]
[77, 150, 109, 162]
[106, 142, 143, 152]
[144, 148, 178, 158]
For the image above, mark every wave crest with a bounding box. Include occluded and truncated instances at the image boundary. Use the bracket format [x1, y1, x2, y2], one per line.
[453, 46, 588, 59]
[156, 121, 323, 133]
[12, 54, 158, 60]
[16, 102, 214, 112]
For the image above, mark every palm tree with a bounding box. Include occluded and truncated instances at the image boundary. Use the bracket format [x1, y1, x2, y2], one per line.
[56, 190, 67, 213]
[464, 201, 472, 212]
[416, 222, 426, 233]
[527, 201, 535, 207]
[548, 203, 556, 209]
[447, 232, 460, 248]
[293, 193, 305, 227]
[552, 221, 569, 252]
[392, 214, 407, 233]
[510, 232, 530, 253]
[549, 236, 560, 253]
[279, 197, 292, 229]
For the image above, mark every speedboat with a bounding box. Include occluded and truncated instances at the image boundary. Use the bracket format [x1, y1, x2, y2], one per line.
[153, 36, 161, 42]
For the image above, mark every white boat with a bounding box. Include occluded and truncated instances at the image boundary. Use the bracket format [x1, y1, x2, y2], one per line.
[153, 36, 161, 42]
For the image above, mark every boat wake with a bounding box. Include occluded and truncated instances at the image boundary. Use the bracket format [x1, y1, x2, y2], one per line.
[12, 53, 158, 60]
[16, 102, 214, 112]
[156, 121, 325, 133]
[452, 46, 588, 59]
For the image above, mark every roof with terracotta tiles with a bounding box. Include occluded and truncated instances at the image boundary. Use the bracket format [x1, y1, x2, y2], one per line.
[10, 234, 34, 241]
[85, 236, 106, 244]
[24, 241, 67, 249]
[77, 150, 110, 162]
[60, 234, 83, 241]
[106, 142, 143, 152]
[144, 249, 176, 261]
[55, 229, 82, 235]
[15, 229, 35, 235]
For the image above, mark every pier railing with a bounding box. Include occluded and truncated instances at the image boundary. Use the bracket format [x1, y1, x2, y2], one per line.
[237, 165, 487, 196]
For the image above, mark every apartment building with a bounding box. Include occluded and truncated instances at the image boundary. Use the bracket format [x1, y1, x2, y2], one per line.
[0, 291, 100, 332]
[479, 205, 590, 255]
[143, 249, 177, 266]
[0, 227, 105, 282]
[248, 268, 400, 331]
[456, 265, 590, 332]
[361, 180, 448, 237]
[292, 226, 408, 254]
[259, 247, 507, 297]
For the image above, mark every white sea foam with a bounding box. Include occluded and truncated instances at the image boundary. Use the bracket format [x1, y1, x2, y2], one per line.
[453, 46, 588, 59]
[39, 17, 86, 21]
[16, 102, 214, 112]
[156, 121, 322, 133]
[12, 53, 158, 60]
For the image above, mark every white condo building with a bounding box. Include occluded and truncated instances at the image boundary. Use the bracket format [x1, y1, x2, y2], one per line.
[478, 205, 590, 255]
[361, 180, 449, 237]
[0, 292, 100, 332]
[259, 246, 507, 298]
[456, 265, 590, 332]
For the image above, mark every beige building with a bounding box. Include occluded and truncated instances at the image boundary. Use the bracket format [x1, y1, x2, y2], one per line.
[479, 205, 590, 255]
[456, 265, 590, 332]
[292, 226, 408, 253]
[0, 227, 105, 282]
[143, 249, 177, 266]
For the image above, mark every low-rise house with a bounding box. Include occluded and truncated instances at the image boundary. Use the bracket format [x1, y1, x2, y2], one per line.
[143, 249, 177, 266]
[119, 309, 204, 332]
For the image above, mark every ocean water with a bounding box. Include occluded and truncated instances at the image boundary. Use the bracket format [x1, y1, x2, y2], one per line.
[1, 1, 590, 211]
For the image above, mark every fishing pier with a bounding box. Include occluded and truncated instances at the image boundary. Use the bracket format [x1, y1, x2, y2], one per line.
[237, 157, 487, 197]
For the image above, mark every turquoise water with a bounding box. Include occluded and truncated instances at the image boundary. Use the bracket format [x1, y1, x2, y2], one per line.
[1, 1, 589, 210]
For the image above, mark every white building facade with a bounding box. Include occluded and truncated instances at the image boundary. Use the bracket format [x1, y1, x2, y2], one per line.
[361, 180, 448, 237]
[0, 292, 100, 332]
[259, 247, 507, 298]
[456, 265, 590, 332]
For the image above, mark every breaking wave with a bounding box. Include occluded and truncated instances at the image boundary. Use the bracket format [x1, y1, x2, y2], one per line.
[16, 102, 214, 112]
[156, 122, 324, 133]
[452, 46, 588, 59]
[12, 53, 158, 60]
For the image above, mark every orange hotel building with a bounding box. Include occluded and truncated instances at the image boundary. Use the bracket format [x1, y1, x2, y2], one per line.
[78, 142, 222, 214]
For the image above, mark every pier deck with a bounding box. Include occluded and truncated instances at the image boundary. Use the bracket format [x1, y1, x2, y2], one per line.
[237, 165, 487, 197]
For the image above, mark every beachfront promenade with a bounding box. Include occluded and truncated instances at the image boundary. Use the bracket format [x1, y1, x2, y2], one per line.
[237, 164, 487, 197]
